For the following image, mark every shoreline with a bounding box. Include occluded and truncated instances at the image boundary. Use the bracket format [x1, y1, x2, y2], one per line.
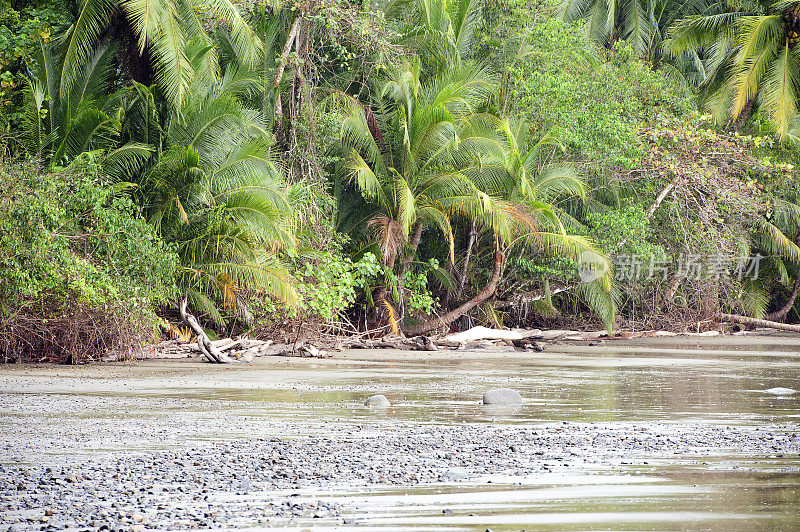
[1, 338, 798, 529]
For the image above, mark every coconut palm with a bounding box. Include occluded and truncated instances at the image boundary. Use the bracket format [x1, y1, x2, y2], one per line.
[333, 60, 497, 268]
[667, 0, 800, 139]
[565, 0, 656, 55]
[738, 196, 800, 318]
[333, 60, 616, 332]
[386, 0, 485, 72]
[56, 0, 261, 108]
[125, 74, 296, 323]
[23, 36, 152, 170]
[565, 0, 723, 77]
[452, 113, 617, 330]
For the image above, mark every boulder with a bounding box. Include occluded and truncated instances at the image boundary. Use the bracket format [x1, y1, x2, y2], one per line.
[364, 394, 391, 408]
[482, 388, 523, 405]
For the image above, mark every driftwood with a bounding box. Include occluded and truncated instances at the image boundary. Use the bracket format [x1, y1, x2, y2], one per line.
[179, 294, 234, 363]
[148, 337, 277, 361]
[176, 295, 282, 363]
[717, 313, 800, 333]
[442, 326, 523, 344]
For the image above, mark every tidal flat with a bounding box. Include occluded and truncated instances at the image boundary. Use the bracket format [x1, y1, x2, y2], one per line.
[1, 335, 799, 530]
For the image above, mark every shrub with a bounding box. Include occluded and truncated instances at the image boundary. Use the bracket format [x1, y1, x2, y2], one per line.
[0, 156, 178, 362]
[509, 18, 692, 168]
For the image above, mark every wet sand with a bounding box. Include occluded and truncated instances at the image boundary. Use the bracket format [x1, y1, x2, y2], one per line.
[1, 334, 799, 530]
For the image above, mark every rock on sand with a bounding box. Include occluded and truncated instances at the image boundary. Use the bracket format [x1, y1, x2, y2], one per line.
[482, 388, 523, 405]
[364, 394, 391, 408]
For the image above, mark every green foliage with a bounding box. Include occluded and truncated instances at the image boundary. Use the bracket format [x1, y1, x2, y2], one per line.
[291, 249, 383, 321]
[0, 156, 178, 359]
[0, 0, 71, 133]
[585, 204, 664, 257]
[401, 259, 440, 316]
[509, 19, 692, 167]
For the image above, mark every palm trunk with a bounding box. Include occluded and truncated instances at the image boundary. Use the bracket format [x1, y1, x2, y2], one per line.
[733, 97, 755, 130]
[766, 275, 800, 322]
[456, 217, 477, 296]
[400, 223, 423, 273]
[717, 312, 800, 332]
[403, 242, 503, 336]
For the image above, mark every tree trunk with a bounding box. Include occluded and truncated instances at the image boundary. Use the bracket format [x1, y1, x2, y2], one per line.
[273, 16, 303, 141]
[179, 294, 234, 363]
[733, 97, 755, 130]
[456, 217, 477, 296]
[766, 275, 800, 322]
[400, 223, 424, 273]
[403, 242, 503, 336]
[717, 312, 800, 333]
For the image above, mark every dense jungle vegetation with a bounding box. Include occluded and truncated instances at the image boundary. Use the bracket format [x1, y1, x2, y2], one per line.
[2, 0, 800, 361]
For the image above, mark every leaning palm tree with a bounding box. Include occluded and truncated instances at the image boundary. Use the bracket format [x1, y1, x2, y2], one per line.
[333, 61, 616, 332]
[667, 0, 800, 139]
[57, 0, 261, 107]
[443, 113, 617, 332]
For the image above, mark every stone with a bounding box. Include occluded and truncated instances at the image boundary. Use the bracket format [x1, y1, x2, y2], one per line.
[439, 468, 469, 481]
[482, 388, 523, 405]
[364, 394, 391, 408]
[764, 387, 795, 395]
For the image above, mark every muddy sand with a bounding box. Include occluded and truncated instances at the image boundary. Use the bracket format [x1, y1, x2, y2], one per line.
[1, 335, 799, 530]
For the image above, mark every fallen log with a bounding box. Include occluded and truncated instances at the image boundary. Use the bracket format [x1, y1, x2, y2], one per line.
[717, 313, 800, 333]
[178, 294, 235, 363]
[441, 326, 523, 344]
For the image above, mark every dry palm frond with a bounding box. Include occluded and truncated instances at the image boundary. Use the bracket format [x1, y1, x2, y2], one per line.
[368, 214, 406, 268]
[382, 298, 400, 334]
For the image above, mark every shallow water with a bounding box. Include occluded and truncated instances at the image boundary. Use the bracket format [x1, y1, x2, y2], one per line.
[1, 334, 799, 530]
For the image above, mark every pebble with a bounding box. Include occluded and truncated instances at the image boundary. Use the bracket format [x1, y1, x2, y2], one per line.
[0, 398, 797, 530]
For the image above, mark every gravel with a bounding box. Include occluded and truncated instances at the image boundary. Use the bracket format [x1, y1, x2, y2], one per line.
[1, 422, 798, 530]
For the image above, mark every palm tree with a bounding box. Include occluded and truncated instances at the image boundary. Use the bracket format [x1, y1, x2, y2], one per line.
[565, 0, 725, 82]
[23, 36, 151, 170]
[333, 60, 496, 269]
[386, 0, 484, 72]
[333, 61, 615, 332]
[738, 196, 800, 319]
[56, 0, 261, 107]
[447, 113, 617, 331]
[565, 0, 655, 56]
[114, 49, 298, 324]
[667, 0, 800, 139]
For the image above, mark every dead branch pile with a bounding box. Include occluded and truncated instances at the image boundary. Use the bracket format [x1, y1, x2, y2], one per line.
[139, 337, 278, 362]
[0, 302, 142, 364]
